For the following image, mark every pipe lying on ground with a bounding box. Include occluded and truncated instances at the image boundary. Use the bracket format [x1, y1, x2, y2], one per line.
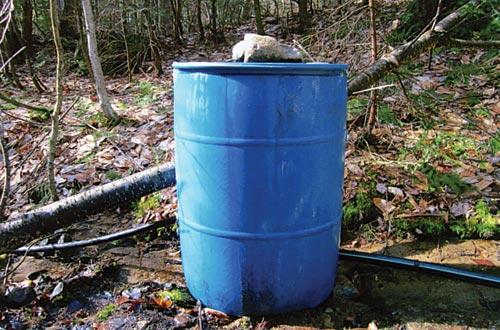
[339, 249, 500, 289]
[10, 219, 499, 289]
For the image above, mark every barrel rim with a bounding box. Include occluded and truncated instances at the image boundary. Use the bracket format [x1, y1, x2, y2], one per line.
[172, 62, 348, 75]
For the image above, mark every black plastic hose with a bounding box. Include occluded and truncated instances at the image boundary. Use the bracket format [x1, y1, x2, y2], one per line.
[339, 249, 500, 289]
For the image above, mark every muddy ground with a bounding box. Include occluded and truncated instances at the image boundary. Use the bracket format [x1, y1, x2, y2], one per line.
[1, 211, 498, 330]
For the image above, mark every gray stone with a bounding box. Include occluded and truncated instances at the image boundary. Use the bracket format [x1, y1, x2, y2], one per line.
[4, 285, 36, 308]
[231, 40, 246, 61]
[231, 34, 304, 63]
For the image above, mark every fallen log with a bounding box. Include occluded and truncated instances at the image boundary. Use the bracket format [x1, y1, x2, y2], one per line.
[347, 0, 482, 95]
[0, 164, 175, 252]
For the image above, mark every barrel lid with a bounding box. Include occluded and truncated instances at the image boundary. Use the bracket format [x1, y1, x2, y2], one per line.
[173, 62, 348, 76]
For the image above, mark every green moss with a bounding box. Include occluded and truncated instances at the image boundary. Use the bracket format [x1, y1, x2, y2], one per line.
[347, 98, 367, 121]
[157, 288, 194, 307]
[133, 193, 161, 218]
[28, 107, 51, 122]
[393, 217, 446, 237]
[0, 103, 17, 110]
[419, 164, 469, 195]
[75, 98, 94, 118]
[96, 303, 116, 321]
[378, 104, 400, 125]
[343, 191, 373, 225]
[105, 170, 122, 181]
[450, 200, 499, 238]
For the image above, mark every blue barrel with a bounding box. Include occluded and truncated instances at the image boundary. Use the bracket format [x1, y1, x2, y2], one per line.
[173, 62, 347, 315]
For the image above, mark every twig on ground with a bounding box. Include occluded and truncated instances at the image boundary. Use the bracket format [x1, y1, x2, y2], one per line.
[351, 84, 395, 95]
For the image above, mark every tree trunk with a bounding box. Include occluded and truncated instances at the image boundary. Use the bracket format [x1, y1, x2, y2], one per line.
[254, 0, 264, 34]
[0, 164, 175, 252]
[297, 0, 309, 33]
[48, 0, 64, 201]
[348, 0, 481, 95]
[196, 0, 205, 41]
[144, 0, 163, 76]
[81, 0, 120, 122]
[22, 0, 46, 92]
[76, 2, 94, 81]
[120, 0, 133, 81]
[366, 0, 378, 131]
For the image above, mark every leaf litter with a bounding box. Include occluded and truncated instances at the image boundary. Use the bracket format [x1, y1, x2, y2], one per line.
[0, 6, 499, 330]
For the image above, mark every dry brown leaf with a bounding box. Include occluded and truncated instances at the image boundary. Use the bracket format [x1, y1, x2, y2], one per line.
[373, 198, 396, 215]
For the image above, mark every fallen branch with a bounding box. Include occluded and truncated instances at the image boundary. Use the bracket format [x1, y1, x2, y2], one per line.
[12, 217, 175, 254]
[348, 0, 482, 95]
[447, 38, 500, 49]
[0, 91, 50, 113]
[0, 164, 175, 252]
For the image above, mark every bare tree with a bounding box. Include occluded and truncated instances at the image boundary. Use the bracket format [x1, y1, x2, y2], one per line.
[81, 0, 120, 122]
[47, 0, 63, 201]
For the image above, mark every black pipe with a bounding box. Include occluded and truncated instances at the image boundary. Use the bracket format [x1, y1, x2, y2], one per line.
[339, 249, 500, 289]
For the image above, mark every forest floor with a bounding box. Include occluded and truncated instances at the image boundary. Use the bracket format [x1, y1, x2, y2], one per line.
[0, 4, 499, 329]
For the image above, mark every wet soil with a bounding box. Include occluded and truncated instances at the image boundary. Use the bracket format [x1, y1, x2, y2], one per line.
[2, 226, 499, 329]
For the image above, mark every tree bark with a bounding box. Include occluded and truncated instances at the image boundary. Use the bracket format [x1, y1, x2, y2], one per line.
[22, 0, 46, 92]
[144, 0, 163, 76]
[196, 0, 204, 41]
[48, 0, 64, 201]
[81, 0, 120, 122]
[76, 1, 94, 81]
[0, 164, 175, 252]
[366, 0, 378, 131]
[297, 0, 309, 33]
[254, 0, 264, 34]
[447, 38, 500, 48]
[348, 0, 481, 95]
[0, 118, 10, 220]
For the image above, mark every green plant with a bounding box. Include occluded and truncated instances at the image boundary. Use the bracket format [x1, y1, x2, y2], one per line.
[78, 151, 97, 164]
[76, 98, 94, 118]
[393, 217, 446, 237]
[28, 107, 51, 122]
[474, 107, 491, 118]
[157, 288, 194, 307]
[403, 131, 479, 168]
[133, 193, 162, 218]
[105, 170, 122, 181]
[445, 63, 483, 86]
[29, 182, 52, 205]
[450, 200, 499, 238]
[88, 112, 113, 127]
[378, 104, 400, 125]
[343, 191, 373, 225]
[0, 102, 17, 110]
[135, 81, 158, 106]
[96, 303, 116, 321]
[419, 164, 469, 195]
[347, 98, 367, 121]
[487, 133, 500, 155]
